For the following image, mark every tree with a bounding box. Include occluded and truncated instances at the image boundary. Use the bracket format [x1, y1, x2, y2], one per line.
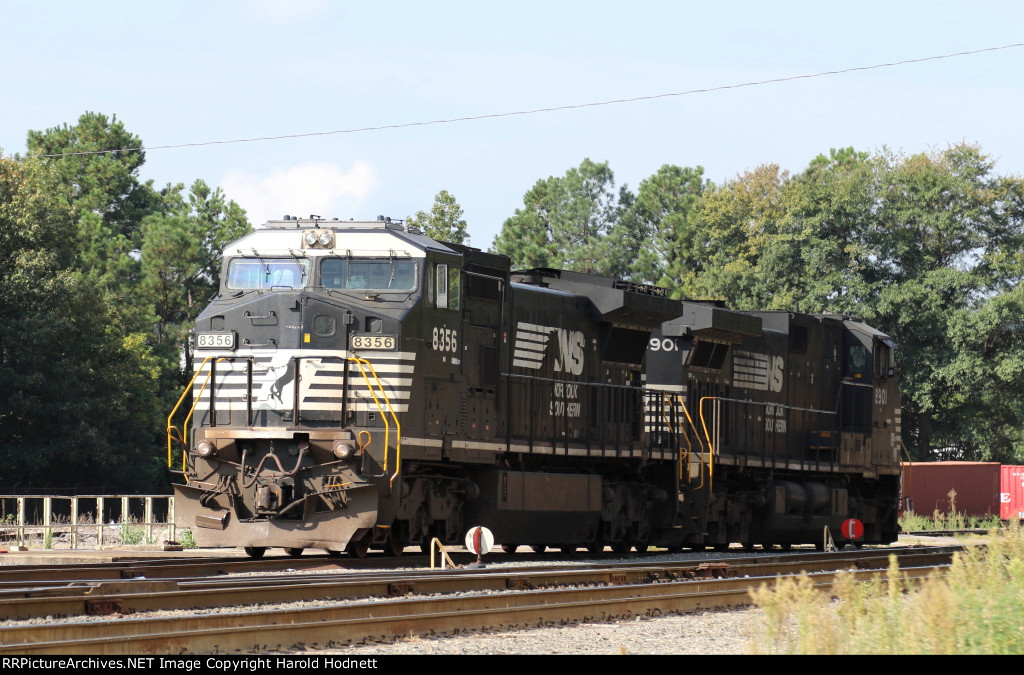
[140, 179, 250, 400]
[863, 145, 1024, 459]
[26, 112, 161, 332]
[622, 164, 708, 290]
[406, 189, 469, 244]
[7, 112, 253, 488]
[0, 153, 163, 489]
[492, 158, 633, 277]
[683, 163, 794, 307]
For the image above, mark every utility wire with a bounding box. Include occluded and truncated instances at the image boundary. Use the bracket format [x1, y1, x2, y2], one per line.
[29, 42, 1024, 160]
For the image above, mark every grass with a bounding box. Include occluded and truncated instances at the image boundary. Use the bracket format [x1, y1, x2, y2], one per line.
[179, 529, 197, 549]
[118, 522, 146, 545]
[899, 509, 1001, 532]
[749, 524, 1024, 654]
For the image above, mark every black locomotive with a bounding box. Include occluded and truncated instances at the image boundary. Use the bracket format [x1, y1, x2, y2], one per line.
[169, 216, 902, 557]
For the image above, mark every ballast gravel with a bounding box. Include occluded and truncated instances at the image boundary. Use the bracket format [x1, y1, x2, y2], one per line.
[301, 607, 766, 655]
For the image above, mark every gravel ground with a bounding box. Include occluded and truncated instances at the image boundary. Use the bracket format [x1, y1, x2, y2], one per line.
[303, 607, 766, 655]
[293, 534, 967, 656]
[1, 534, 965, 656]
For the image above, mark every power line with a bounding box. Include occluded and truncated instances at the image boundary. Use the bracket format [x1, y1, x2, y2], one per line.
[30, 42, 1024, 160]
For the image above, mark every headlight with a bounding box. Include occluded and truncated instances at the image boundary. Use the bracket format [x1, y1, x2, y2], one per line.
[303, 231, 318, 246]
[318, 231, 334, 247]
[196, 440, 215, 457]
[333, 440, 355, 459]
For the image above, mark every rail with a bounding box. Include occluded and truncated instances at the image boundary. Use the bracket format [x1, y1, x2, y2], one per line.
[0, 495, 175, 549]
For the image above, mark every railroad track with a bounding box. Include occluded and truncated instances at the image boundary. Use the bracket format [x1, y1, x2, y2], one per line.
[0, 546, 963, 654]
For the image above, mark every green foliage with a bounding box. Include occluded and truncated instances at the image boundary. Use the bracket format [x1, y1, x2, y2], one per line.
[140, 179, 250, 407]
[1, 112, 251, 492]
[623, 164, 708, 290]
[406, 189, 469, 244]
[751, 526, 1024, 654]
[26, 112, 161, 329]
[0, 153, 163, 488]
[492, 158, 633, 277]
[119, 522, 145, 546]
[179, 528, 197, 549]
[899, 510, 1001, 532]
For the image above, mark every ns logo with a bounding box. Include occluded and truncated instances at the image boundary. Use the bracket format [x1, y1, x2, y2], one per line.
[513, 322, 586, 375]
[553, 328, 585, 375]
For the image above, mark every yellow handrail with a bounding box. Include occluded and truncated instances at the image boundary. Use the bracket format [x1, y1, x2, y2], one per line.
[658, 393, 691, 481]
[675, 395, 707, 490]
[697, 396, 719, 492]
[166, 356, 226, 471]
[348, 356, 402, 487]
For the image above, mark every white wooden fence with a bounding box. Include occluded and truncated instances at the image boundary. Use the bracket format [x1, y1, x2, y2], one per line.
[0, 495, 176, 549]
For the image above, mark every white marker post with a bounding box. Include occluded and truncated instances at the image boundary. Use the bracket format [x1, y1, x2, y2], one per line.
[464, 526, 494, 568]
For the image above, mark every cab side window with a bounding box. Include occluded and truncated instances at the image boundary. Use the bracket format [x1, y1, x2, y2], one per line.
[435, 263, 460, 310]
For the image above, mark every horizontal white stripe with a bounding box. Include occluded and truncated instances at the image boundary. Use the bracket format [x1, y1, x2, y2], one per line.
[645, 384, 686, 392]
[307, 376, 413, 387]
[516, 321, 556, 333]
[197, 402, 410, 413]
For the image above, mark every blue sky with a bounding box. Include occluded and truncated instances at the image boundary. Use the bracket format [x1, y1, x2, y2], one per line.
[3, 1, 1023, 248]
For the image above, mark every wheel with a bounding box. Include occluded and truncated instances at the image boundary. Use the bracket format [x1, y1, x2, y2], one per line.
[325, 549, 344, 558]
[530, 544, 546, 554]
[502, 544, 519, 554]
[384, 528, 404, 557]
[347, 535, 370, 558]
[779, 543, 792, 551]
[587, 542, 605, 554]
[742, 542, 755, 552]
[666, 545, 683, 554]
[285, 547, 304, 557]
[611, 541, 631, 555]
[243, 546, 266, 559]
[560, 544, 576, 554]
[760, 543, 775, 551]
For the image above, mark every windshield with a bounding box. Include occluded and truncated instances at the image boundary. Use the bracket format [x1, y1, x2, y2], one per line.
[227, 258, 309, 290]
[321, 258, 417, 291]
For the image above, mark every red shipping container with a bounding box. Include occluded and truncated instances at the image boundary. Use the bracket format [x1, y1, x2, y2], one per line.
[1000, 465, 1024, 520]
[900, 462, 1001, 518]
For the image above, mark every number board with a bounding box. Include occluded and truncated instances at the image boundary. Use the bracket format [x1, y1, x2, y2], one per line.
[196, 332, 236, 350]
[351, 335, 397, 351]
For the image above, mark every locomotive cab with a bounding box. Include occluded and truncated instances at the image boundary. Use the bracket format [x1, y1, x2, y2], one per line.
[170, 217, 451, 556]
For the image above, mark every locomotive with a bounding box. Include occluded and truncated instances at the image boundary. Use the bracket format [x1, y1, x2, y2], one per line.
[169, 216, 902, 557]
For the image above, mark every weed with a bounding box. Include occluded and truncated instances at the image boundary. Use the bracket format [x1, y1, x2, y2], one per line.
[750, 525, 1024, 654]
[179, 529, 197, 549]
[899, 509, 1001, 532]
[119, 522, 145, 546]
